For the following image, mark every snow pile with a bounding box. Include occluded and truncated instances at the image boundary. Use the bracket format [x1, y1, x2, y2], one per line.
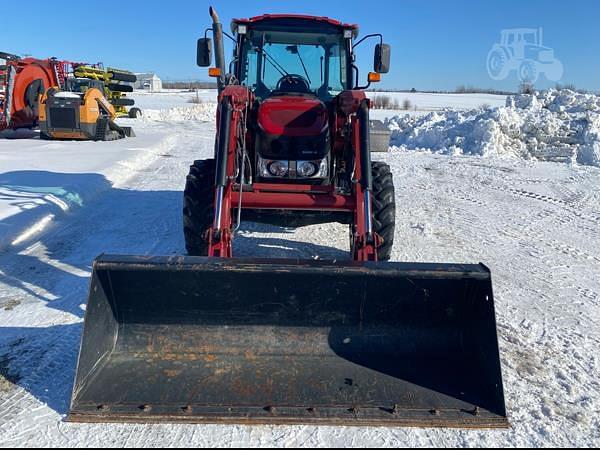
[141, 102, 217, 122]
[387, 89, 600, 167]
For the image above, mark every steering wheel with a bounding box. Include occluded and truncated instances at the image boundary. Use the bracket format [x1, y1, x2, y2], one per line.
[276, 74, 311, 93]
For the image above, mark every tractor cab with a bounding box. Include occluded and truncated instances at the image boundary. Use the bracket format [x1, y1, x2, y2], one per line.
[198, 13, 390, 97]
[232, 16, 357, 100]
[501, 28, 541, 47]
[198, 13, 390, 184]
[499, 28, 555, 61]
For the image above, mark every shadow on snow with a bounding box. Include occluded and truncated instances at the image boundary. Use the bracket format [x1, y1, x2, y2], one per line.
[0, 170, 349, 416]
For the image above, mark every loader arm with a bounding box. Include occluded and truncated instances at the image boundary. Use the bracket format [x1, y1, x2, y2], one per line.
[91, 89, 117, 119]
[345, 93, 380, 261]
[207, 86, 252, 257]
[207, 87, 380, 261]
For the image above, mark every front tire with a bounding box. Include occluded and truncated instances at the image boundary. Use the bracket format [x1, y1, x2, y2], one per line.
[519, 60, 539, 83]
[183, 159, 215, 256]
[372, 161, 396, 261]
[128, 107, 142, 119]
[352, 162, 396, 261]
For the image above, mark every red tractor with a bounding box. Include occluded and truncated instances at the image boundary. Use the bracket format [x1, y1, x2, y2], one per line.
[69, 8, 506, 428]
[184, 10, 395, 262]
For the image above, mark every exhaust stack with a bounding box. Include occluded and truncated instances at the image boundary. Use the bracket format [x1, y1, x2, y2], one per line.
[209, 6, 226, 92]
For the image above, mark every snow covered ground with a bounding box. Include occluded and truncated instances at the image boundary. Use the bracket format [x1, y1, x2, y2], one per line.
[129, 88, 508, 120]
[128, 89, 217, 111]
[369, 91, 507, 121]
[0, 91, 599, 447]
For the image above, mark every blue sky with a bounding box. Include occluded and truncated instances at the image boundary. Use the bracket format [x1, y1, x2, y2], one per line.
[3, 0, 599, 91]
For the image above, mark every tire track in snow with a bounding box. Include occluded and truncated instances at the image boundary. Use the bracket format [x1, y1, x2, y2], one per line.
[504, 187, 600, 226]
[449, 181, 600, 289]
[1, 140, 600, 445]
[395, 155, 600, 444]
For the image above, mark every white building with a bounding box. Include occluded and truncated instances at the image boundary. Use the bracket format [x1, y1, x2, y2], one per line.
[134, 73, 162, 92]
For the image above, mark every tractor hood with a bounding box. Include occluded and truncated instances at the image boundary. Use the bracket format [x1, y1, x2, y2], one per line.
[258, 96, 328, 137]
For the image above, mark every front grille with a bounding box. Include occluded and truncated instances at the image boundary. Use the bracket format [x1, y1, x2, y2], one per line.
[49, 107, 77, 129]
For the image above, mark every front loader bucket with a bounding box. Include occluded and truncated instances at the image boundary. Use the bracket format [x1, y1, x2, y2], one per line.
[69, 256, 507, 428]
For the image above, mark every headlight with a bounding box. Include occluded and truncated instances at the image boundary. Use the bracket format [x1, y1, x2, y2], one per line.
[257, 157, 328, 179]
[258, 158, 289, 178]
[296, 159, 328, 178]
[268, 161, 289, 177]
[297, 161, 317, 178]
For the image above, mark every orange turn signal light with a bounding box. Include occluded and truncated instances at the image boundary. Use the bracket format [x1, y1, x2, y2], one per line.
[208, 67, 222, 78]
[368, 72, 381, 83]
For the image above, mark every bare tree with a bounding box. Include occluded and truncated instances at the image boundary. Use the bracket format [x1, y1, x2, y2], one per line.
[520, 82, 535, 95]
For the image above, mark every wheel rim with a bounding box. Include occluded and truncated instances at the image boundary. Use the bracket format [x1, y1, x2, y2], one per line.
[487, 51, 506, 80]
[519, 62, 538, 83]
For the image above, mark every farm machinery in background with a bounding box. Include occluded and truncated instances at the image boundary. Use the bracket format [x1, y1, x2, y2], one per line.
[73, 65, 142, 119]
[0, 53, 140, 137]
[0, 53, 67, 130]
[39, 78, 135, 141]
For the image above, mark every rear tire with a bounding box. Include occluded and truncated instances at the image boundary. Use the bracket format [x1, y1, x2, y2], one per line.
[371, 161, 396, 261]
[183, 159, 215, 256]
[128, 107, 142, 119]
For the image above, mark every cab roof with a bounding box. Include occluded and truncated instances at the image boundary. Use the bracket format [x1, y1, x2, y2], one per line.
[231, 14, 360, 38]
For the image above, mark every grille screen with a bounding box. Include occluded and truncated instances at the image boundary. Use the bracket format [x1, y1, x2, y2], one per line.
[49, 108, 77, 129]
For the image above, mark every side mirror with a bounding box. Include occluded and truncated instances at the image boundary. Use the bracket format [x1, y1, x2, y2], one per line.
[197, 38, 213, 67]
[374, 43, 391, 74]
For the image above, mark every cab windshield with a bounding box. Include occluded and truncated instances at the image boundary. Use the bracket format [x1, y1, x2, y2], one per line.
[239, 29, 348, 99]
[522, 32, 538, 45]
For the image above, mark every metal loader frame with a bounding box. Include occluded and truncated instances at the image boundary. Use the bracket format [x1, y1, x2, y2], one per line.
[207, 87, 380, 261]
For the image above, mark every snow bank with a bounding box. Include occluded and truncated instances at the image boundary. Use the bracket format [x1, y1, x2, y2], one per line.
[387, 89, 600, 167]
[141, 103, 217, 122]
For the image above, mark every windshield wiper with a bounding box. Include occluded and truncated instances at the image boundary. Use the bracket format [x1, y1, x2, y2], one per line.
[287, 45, 311, 84]
[296, 49, 312, 84]
[258, 46, 289, 78]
